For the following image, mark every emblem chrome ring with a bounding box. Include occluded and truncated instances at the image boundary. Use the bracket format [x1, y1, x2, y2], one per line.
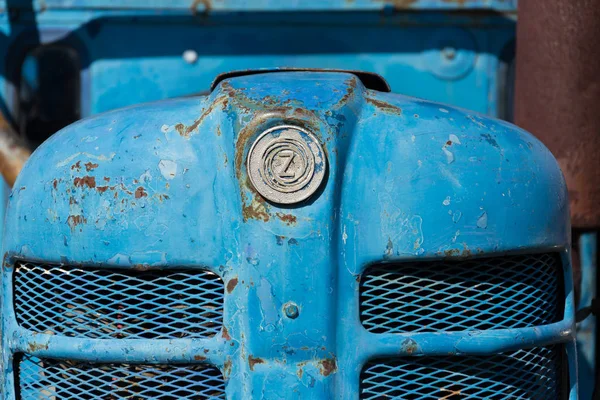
[247, 125, 326, 205]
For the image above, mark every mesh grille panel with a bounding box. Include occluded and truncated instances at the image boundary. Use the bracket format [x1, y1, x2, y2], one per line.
[17, 354, 225, 399]
[360, 346, 562, 400]
[360, 253, 562, 333]
[14, 262, 223, 339]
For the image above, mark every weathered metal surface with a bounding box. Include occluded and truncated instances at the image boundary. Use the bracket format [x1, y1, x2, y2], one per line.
[2, 71, 576, 398]
[514, 0, 600, 229]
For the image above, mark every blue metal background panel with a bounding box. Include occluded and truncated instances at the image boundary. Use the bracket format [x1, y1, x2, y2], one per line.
[0, 10, 515, 120]
[0, 0, 518, 12]
[2, 71, 576, 398]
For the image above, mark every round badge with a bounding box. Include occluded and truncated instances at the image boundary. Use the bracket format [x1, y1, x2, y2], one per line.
[247, 125, 326, 204]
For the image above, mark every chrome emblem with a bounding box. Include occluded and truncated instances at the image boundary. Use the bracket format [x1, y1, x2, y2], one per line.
[247, 125, 326, 204]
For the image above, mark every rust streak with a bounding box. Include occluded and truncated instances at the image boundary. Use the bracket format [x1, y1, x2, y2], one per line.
[194, 355, 207, 361]
[276, 212, 297, 226]
[366, 97, 402, 115]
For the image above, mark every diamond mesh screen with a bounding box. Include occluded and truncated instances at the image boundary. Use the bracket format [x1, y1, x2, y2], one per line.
[360, 346, 562, 400]
[360, 253, 562, 333]
[14, 262, 224, 339]
[17, 354, 225, 399]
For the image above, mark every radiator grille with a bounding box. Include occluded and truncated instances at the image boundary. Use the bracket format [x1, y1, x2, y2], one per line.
[360, 253, 562, 333]
[17, 354, 225, 399]
[14, 262, 223, 339]
[360, 346, 562, 400]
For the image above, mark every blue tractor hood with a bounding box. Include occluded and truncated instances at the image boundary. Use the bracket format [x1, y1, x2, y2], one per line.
[3, 70, 573, 398]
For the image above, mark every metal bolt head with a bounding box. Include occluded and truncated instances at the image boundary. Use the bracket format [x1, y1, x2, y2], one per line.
[283, 302, 299, 319]
[247, 125, 327, 205]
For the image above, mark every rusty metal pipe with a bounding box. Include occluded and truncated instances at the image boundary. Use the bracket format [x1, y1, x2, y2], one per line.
[514, 0, 600, 229]
[0, 112, 31, 187]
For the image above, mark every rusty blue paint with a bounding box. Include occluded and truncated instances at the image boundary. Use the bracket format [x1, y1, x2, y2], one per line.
[1, 71, 575, 398]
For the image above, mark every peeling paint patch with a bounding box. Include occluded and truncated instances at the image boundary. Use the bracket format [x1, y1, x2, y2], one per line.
[158, 160, 177, 180]
[443, 196, 451, 206]
[477, 211, 488, 229]
[318, 358, 337, 377]
[402, 338, 419, 355]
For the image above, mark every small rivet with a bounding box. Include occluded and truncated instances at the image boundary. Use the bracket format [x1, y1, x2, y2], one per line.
[284, 302, 299, 319]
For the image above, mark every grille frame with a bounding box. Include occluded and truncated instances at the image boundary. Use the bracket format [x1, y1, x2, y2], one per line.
[360, 346, 565, 400]
[359, 253, 564, 334]
[13, 261, 225, 340]
[15, 353, 226, 400]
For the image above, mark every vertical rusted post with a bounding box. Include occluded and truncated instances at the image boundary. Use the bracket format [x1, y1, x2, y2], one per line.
[514, 0, 600, 229]
[515, 3, 600, 397]
[0, 112, 31, 187]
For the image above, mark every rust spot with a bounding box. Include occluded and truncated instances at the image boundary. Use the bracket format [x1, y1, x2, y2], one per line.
[204, 348, 210, 353]
[227, 277, 238, 293]
[366, 97, 402, 115]
[318, 358, 337, 377]
[222, 326, 231, 341]
[297, 367, 304, 379]
[194, 355, 207, 361]
[402, 338, 419, 355]
[441, 247, 473, 259]
[27, 342, 49, 352]
[134, 187, 147, 199]
[175, 96, 228, 139]
[84, 162, 99, 171]
[216, 126, 222, 136]
[132, 264, 150, 271]
[97, 186, 109, 193]
[52, 179, 58, 189]
[248, 356, 265, 371]
[223, 358, 232, 378]
[67, 215, 86, 230]
[103, 177, 110, 182]
[446, 140, 453, 146]
[71, 160, 81, 170]
[242, 192, 270, 222]
[276, 212, 297, 225]
[73, 176, 96, 189]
